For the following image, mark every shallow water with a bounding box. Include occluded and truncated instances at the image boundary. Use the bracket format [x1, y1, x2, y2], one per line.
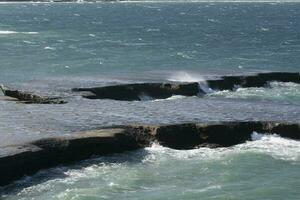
[0, 2, 299, 199]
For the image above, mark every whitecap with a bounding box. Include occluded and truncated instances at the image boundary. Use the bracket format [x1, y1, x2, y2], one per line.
[44, 46, 56, 50]
[259, 27, 270, 32]
[146, 28, 160, 32]
[0, 31, 18, 34]
[24, 32, 39, 35]
[23, 40, 34, 44]
[176, 52, 193, 59]
[0, 31, 39, 35]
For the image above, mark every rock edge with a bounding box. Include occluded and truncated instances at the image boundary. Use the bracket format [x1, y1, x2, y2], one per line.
[0, 121, 299, 187]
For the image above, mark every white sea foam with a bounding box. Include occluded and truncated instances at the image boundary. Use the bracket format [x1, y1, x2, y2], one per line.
[0, 31, 18, 34]
[44, 46, 56, 50]
[146, 28, 160, 32]
[144, 133, 300, 162]
[153, 95, 187, 102]
[2, 134, 299, 200]
[23, 40, 34, 44]
[138, 93, 154, 101]
[167, 71, 205, 82]
[207, 81, 300, 103]
[0, 31, 39, 35]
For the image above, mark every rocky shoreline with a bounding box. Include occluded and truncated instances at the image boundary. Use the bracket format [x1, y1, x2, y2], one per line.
[1, 72, 299, 103]
[1, 72, 299, 186]
[73, 72, 300, 101]
[0, 85, 66, 104]
[1, 121, 299, 187]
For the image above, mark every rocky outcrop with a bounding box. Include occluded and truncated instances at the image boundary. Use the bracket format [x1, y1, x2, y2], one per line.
[72, 72, 299, 101]
[72, 82, 202, 101]
[129, 121, 300, 149]
[155, 122, 300, 149]
[0, 85, 66, 104]
[1, 121, 299, 186]
[0, 129, 139, 187]
[206, 72, 300, 91]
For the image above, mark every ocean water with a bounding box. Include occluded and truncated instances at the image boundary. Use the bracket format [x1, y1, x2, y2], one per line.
[0, 2, 300, 199]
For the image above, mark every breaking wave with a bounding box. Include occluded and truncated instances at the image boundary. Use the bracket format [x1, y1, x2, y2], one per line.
[207, 81, 300, 104]
[167, 71, 205, 82]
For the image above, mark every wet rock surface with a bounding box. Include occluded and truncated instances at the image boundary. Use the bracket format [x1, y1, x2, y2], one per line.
[0, 129, 139, 187]
[206, 72, 300, 91]
[72, 72, 300, 101]
[0, 85, 67, 104]
[72, 82, 201, 101]
[0, 121, 299, 187]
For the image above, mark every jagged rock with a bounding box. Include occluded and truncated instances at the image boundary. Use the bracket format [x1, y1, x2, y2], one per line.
[207, 72, 300, 91]
[0, 85, 67, 104]
[72, 82, 202, 101]
[0, 121, 299, 186]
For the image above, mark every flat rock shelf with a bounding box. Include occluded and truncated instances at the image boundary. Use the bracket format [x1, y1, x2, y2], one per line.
[1, 121, 299, 187]
[72, 72, 300, 101]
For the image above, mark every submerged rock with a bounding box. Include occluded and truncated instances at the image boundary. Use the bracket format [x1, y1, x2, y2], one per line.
[0, 85, 67, 104]
[72, 82, 202, 101]
[1, 121, 299, 186]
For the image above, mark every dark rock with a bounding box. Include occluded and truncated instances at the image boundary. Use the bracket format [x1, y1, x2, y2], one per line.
[145, 121, 299, 149]
[0, 129, 139, 187]
[72, 82, 202, 101]
[0, 121, 299, 186]
[72, 72, 299, 101]
[207, 72, 300, 91]
[0, 85, 67, 104]
[153, 123, 201, 149]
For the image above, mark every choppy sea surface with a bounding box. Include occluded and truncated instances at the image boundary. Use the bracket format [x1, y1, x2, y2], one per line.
[0, 2, 299, 199]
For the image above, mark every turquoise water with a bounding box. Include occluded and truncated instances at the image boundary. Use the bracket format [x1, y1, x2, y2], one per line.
[1, 134, 300, 199]
[0, 2, 300, 199]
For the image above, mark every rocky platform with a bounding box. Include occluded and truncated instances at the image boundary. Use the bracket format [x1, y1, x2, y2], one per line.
[206, 72, 300, 91]
[72, 82, 200, 101]
[0, 85, 66, 104]
[72, 72, 300, 101]
[0, 121, 299, 187]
